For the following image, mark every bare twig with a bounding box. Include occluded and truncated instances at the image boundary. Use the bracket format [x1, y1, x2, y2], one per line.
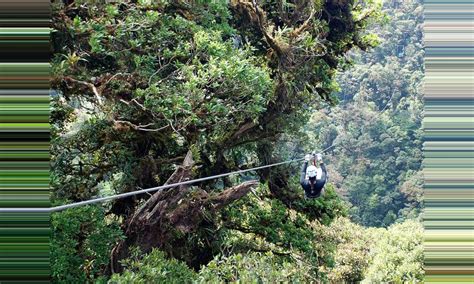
[114, 120, 169, 132]
[119, 98, 161, 121]
[148, 56, 176, 86]
[290, 8, 316, 38]
[249, 186, 262, 201]
[64, 77, 103, 105]
[104, 72, 130, 86]
[167, 119, 181, 135]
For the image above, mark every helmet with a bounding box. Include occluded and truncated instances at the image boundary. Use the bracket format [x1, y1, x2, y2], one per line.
[306, 165, 318, 178]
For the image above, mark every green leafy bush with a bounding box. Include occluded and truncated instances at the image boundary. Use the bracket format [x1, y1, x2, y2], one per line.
[363, 220, 424, 283]
[51, 205, 123, 282]
[109, 248, 196, 284]
[292, 183, 350, 224]
[321, 217, 376, 282]
[320, 218, 423, 283]
[197, 252, 315, 283]
[222, 184, 344, 255]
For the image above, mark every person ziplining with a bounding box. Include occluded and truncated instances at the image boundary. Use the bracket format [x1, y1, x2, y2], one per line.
[2, 146, 336, 213]
[1, 67, 395, 213]
[300, 152, 327, 199]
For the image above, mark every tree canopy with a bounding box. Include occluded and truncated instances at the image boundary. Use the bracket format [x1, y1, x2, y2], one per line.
[51, 0, 423, 282]
[305, 0, 423, 227]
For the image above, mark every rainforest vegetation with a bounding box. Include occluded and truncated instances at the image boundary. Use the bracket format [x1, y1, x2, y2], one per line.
[51, 0, 423, 282]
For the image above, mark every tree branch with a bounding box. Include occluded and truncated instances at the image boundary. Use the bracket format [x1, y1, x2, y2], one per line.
[290, 9, 316, 38]
[210, 180, 258, 210]
[64, 76, 103, 105]
[114, 120, 169, 132]
[230, 0, 287, 56]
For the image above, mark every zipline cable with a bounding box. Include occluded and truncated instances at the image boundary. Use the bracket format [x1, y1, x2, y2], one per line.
[0, 156, 308, 213]
[2, 93, 391, 213]
[0, 117, 356, 213]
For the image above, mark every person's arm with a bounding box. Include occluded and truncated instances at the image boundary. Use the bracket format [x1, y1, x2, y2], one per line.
[320, 162, 327, 175]
[320, 162, 328, 182]
[300, 161, 308, 185]
[317, 153, 328, 182]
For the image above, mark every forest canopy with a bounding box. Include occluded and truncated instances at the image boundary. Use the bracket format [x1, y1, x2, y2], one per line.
[307, 0, 423, 227]
[51, 0, 423, 283]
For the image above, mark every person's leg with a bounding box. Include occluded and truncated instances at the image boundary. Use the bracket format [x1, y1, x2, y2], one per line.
[304, 187, 310, 199]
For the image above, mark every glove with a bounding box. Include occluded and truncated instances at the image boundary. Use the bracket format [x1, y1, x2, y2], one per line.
[304, 154, 312, 161]
[316, 153, 322, 161]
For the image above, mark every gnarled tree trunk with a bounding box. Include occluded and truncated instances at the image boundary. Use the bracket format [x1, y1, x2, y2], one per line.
[110, 150, 257, 273]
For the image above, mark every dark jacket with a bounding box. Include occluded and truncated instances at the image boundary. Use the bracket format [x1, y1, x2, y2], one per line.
[300, 161, 327, 198]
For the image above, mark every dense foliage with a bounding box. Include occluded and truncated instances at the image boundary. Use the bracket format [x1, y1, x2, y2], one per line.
[51, 205, 123, 282]
[50, 0, 423, 283]
[323, 217, 423, 283]
[307, 0, 424, 226]
[363, 219, 424, 282]
[109, 248, 196, 284]
[111, 217, 423, 283]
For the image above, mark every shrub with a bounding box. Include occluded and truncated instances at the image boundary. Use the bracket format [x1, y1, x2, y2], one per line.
[51, 205, 123, 283]
[197, 252, 315, 283]
[363, 220, 424, 283]
[109, 248, 196, 284]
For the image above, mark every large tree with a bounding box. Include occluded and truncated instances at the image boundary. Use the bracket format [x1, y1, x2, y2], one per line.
[51, 0, 381, 277]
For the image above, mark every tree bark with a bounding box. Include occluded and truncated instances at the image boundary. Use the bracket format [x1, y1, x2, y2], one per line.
[109, 150, 258, 273]
[256, 141, 300, 206]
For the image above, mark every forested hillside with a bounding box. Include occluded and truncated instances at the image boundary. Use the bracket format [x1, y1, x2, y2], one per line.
[51, 0, 423, 282]
[307, 0, 424, 227]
